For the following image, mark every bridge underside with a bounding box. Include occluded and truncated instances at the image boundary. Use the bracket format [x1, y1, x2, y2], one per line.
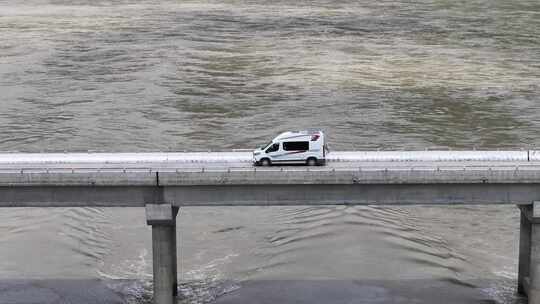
[0, 183, 539, 207]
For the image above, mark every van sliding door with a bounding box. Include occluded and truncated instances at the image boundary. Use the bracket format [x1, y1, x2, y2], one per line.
[283, 141, 309, 161]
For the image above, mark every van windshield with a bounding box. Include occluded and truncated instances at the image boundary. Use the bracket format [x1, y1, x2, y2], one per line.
[260, 141, 272, 150]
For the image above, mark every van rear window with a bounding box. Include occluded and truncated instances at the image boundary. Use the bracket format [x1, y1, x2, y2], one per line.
[283, 141, 309, 151]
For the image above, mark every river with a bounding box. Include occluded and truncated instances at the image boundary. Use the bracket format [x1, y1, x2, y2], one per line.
[0, 0, 539, 303]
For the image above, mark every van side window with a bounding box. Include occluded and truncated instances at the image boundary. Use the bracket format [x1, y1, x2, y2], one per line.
[266, 143, 279, 153]
[283, 141, 309, 151]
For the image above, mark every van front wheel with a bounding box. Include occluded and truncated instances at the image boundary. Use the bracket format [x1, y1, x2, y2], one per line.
[306, 157, 318, 166]
[261, 158, 271, 166]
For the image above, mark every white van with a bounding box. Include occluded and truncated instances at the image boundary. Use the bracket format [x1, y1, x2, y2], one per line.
[253, 130, 328, 166]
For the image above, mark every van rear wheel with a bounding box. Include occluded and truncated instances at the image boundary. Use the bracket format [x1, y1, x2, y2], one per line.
[261, 158, 271, 166]
[306, 157, 318, 166]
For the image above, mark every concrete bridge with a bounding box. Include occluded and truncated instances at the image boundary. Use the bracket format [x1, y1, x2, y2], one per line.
[2, 150, 540, 303]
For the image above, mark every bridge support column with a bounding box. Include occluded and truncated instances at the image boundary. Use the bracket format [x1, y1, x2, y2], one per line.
[519, 204, 532, 296]
[518, 202, 540, 303]
[146, 204, 179, 304]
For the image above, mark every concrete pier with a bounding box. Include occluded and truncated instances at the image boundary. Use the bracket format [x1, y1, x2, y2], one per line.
[146, 204, 179, 304]
[519, 205, 532, 295]
[518, 202, 540, 304]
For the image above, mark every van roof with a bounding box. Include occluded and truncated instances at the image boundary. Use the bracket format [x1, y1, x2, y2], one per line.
[274, 130, 323, 141]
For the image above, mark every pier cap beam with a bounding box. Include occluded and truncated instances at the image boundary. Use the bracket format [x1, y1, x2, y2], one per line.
[146, 204, 178, 226]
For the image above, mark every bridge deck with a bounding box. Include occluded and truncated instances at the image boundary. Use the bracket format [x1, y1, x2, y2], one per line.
[0, 150, 538, 164]
[1, 151, 540, 207]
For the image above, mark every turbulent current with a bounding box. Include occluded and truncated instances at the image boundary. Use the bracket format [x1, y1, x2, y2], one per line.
[0, 0, 539, 303]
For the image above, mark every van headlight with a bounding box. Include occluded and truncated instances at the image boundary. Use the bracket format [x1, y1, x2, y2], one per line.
[253, 152, 261, 156]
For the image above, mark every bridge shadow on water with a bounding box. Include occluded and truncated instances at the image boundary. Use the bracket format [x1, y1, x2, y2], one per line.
[211, 279, 521, 304]
[0, 278, 528, 304]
